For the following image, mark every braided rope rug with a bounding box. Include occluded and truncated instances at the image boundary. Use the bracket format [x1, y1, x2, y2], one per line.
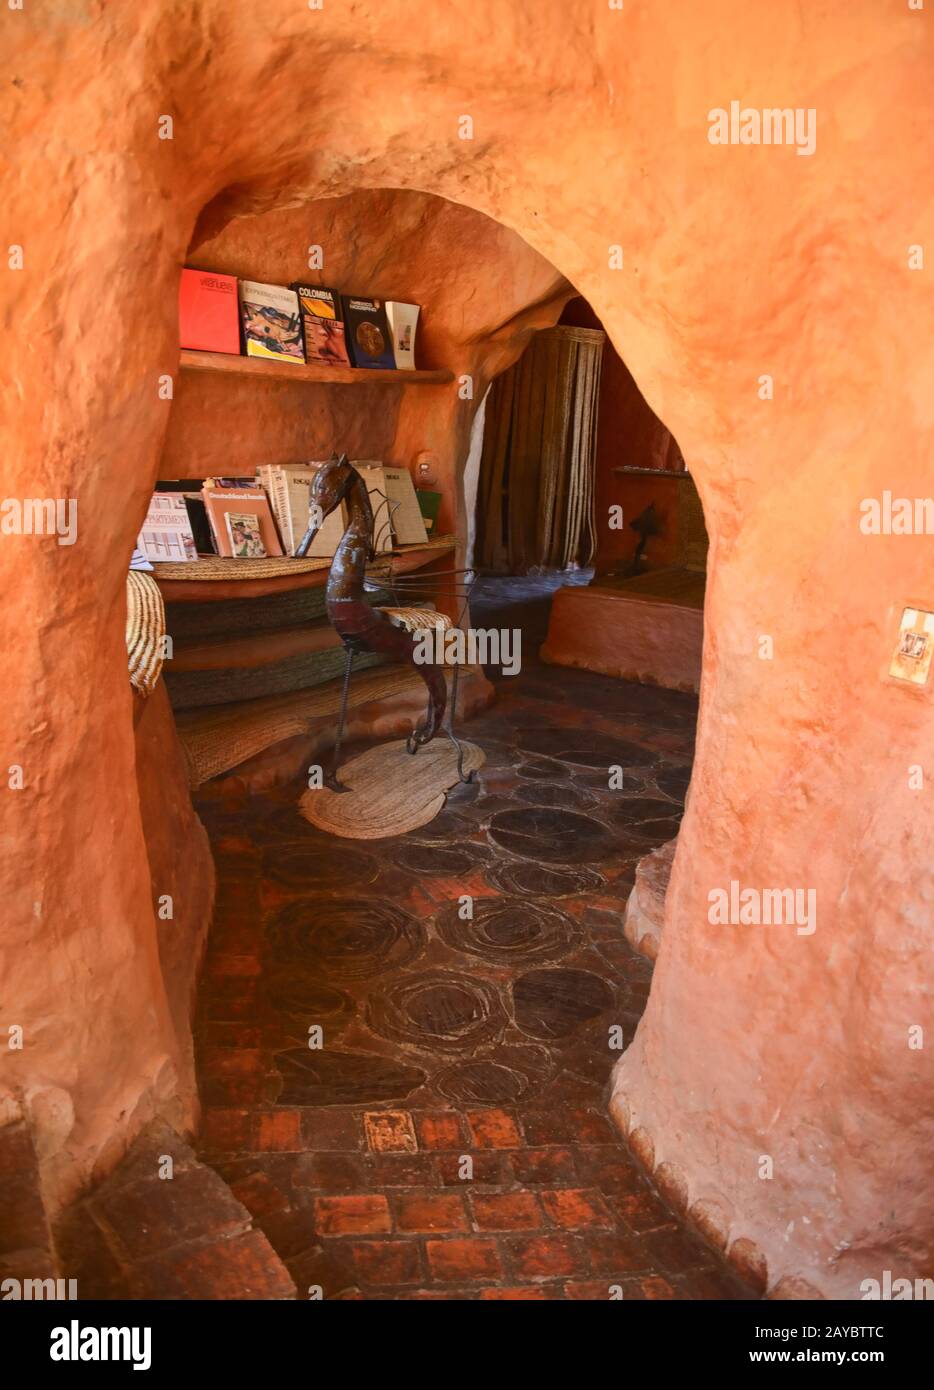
[126, 570, 166, 697]
[300, 737, 485, 839]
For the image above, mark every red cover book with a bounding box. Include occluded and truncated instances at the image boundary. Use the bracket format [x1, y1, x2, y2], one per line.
[179, 269, 240, 354]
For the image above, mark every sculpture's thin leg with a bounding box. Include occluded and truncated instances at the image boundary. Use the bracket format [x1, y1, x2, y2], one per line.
[326, 645, 354, 793]
[406, 683, 436, 756]
[443, 657, 474, 783]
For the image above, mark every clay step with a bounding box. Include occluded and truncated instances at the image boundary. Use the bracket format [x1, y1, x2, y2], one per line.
[164, 646, 385, 711]
[169, 621, 342, 672]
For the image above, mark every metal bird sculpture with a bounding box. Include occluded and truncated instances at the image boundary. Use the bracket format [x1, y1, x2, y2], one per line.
[295, 454, 469, 792]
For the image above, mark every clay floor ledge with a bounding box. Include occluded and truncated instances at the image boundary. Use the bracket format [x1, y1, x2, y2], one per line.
[608, 1095, 824, 1302]
[56, 1120, 296, 1300]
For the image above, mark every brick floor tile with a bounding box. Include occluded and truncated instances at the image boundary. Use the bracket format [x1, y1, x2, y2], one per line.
[292, 1153, 367, 1192]
[471, 1192, 542, 1231]
[426, 1237, 502, 1282]
[349, 1239, 422, 1286]
[414, 1112, 466, 1150]
[576, 1146, 646, 1195]
[300, 1110, 363, 1152]
[634, 1275, 678, 1300]
[407, 1288, 478, 1300]
[253, 1111, 302, 1152]
[587, 1231, 655, 1275]
[200, 1110, 252, 1154]
[436, 1152, 510, 1186]
[479, 1285, 555, 1300]
[611, 1189, 674, 1231]
[521, 1108, 617, 1147]
[541, 1188, 613, 1230]
[510, 1147, 577, 1185]
[314, 1195, 391, 1236]
[564, 1279, 624, 1300]
[507, 1234, 582, 1280]
[465, 1109, 522, 1148]
[395, 1192, 469, 1233]
[371, 1154, 436, 1186]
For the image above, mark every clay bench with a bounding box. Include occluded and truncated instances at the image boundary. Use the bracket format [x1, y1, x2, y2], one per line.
[541, 566, 705, 693]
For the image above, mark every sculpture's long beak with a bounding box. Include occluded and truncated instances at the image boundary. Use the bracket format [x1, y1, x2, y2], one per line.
[294, 504, 323, 558]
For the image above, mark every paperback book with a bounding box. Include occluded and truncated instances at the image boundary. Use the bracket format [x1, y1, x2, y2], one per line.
[204, 486, 284, 558]
[385, 301, 420, 370]
[290, 285, 351, 366]
[352, 462, 427, 548]
[352, 462, 394, 553]
[258, 463, 347, 557]
[179, 269, 240, 355]
[137, 494, 198, 563]
[238, 281, 304, 363]
[341, 297, 396, 370]
[225, 513, 267, 558]
[382, 465, 429, 545]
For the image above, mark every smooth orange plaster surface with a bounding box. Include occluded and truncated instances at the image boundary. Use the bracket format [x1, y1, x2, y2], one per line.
[1, 2, 932, 1297]
[542, 586, 703, 693]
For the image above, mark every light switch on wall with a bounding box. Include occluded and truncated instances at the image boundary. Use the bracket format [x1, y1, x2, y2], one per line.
[414, 450, 438, 487]
[889, 607, 934, 686]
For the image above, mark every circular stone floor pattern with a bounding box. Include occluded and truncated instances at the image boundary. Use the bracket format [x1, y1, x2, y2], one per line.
[487, 806, 618, 864]
[366, 971, 508, 1052]
[512, 967, 616, 1039]
[436, 896, 581, 964]
[265, 898, 426, 979]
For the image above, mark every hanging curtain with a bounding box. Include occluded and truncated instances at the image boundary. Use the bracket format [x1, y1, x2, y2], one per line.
[475, 325, 605, 573]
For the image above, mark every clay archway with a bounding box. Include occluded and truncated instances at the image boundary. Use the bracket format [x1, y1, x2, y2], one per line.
[3, 3, 932, 1301]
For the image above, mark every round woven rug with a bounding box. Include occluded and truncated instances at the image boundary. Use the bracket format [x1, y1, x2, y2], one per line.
[300, 737, 486, 839]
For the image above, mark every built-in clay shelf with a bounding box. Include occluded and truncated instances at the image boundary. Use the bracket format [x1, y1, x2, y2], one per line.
[153, 538, 455, 602]
[179, 349, 454, 388]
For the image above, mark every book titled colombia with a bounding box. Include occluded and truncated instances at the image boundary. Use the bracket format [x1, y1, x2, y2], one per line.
[290, 284, 351, 366]
[340, 295, 396, 370]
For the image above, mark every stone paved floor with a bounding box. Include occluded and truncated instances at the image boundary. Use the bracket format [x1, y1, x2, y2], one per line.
[193, 574, 754, 1300]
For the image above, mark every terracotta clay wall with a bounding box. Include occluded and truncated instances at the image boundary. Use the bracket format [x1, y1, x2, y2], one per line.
[2, 2, 932, 1297]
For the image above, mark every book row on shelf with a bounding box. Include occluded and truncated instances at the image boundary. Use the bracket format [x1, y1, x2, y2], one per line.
[180, 269, 421, 371]
[133, 461, 442, 568]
